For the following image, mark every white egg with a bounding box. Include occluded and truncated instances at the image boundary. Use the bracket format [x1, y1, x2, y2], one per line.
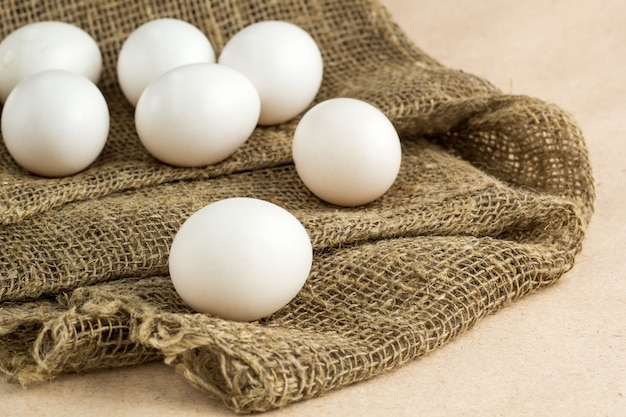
[169, 197, 313, 322]
[117, 18, 216, 106]
[0, 21, 102, 103]
[292, 98, 402, 207]
[1, 70, 110, 177]
[135, 63, 260, 167]
[218, 20, 323, 126]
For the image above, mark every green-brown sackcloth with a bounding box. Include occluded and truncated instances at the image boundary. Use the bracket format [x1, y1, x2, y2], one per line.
[0, 0, 594, 413]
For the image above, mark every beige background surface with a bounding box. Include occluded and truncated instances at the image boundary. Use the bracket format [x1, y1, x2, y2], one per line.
[2, 0, 625, 416]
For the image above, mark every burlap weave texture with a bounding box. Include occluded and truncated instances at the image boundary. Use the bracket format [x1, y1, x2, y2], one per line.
[0, 0, 594, 413]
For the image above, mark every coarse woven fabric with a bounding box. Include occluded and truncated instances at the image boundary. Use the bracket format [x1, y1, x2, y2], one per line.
[0, 0, 594, 413]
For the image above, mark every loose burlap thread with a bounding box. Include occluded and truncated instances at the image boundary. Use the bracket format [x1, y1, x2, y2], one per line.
[0, 0, 594, 413]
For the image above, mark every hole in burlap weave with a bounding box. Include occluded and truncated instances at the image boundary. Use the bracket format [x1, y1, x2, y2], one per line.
[0, 0, 594, 413]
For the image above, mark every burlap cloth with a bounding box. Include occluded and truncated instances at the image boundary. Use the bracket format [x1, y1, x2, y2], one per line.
[0, 0, 594, 413]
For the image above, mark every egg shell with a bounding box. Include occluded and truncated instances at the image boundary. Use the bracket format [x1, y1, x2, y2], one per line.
[0, 21, 102, 103]
[168, 197, 313, 322]
[218, 20, 323, 125]
[135, 63, 260, 167]
[292, 97, 402, 206]
[117, 18, 216, 106]
[1, 70, 110, 177]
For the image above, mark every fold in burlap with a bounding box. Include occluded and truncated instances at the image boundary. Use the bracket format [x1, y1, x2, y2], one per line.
[0, 0, 593, 413]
